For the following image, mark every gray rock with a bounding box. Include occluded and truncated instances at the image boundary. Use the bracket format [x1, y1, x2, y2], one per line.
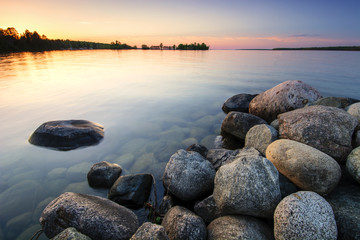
[213, 155, 281, 218]
[214, 134, 243, 150]
[274, 191, 337, 240]
[307, 96, 360, 109]
[222, 93, 258, 113]
[186, 144, 208, 157]
[354, 130, 360, 148]
[194, 195, 221, 224]
[245, 124, 278, 156]
[221, 111, 267, 141]
[278, 105, 358, 162]
[249, 80, 321, 122]
[51, 227, 91, 240]
[162, 206, 207, 240]
[40, 192, 138, 240]
[207, 215, 274, 240]
[346, 147, 360, 184]
[326, 183, 360, 240]
[270, 119, 279, 130]
[108, 173, 153, 208]
[158, 195, 175, 216]
[87, 161, 122, 188]
[28, 120, 104, 150]
[130, 222, 169, 240]
[347, 102, 360, 129]
[163, 150, 216, 201]
[206, 148, 240, 170]
[279, 173, 298, 199]
[266, 139, 341, 195]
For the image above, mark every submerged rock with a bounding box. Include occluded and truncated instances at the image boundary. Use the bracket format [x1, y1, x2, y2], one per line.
[108, 173, 153, 209]
[266, 139, 341, 195]
[163, 150, 216, 202]
[130, 222, 169, 240]
[40, 192, 138, 240]
[249, 80, 321, 122]
[162, 206, 207, 240]
[274, 191, 337, 240]
[222, 93, 257, 113]
[213, 155, 281, 218]
[278, 105, 358, 162]
[29, 120, 104, 150]
[87, 161, 122, 188]
[207, 215, 274, 240]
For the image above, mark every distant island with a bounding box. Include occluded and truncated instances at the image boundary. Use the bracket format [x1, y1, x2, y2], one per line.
[0, 27, 209, 53]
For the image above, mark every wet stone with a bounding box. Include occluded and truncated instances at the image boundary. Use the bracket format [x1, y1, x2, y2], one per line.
[87, 161, 122, 188]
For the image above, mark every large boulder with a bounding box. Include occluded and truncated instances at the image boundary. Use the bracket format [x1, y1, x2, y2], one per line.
[222, 93, 257, 113]
[108, 173, 153, 209]
[278, 105, 358, 162]
[346, 147, 360, 184]
[40, 192, 138, 240]
[274, 191, 337, 240]
[207, 215, 274, 240]
[162, 206, 207, 240]
[221, 111, 267, 141]
[29, 120, 104, 150]
[213, 155, 281, 218]
[163, 150, 216, 202]
[249, 80, 321, 122]
[245, 124, 278, 156]
[326, 182, 360, 240]
[130, 222, 169, 240]
[87, 161, 122, 188]
[266, 139, 341, 195]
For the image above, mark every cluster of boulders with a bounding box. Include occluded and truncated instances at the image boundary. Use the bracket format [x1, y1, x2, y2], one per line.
[39, 80, 360, 239]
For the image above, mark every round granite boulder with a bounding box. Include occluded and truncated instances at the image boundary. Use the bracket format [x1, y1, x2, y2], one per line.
[245, 124, 278, 156]
[347, 102, 360, 129]
[40, 192, 138, 240]
[222, 93, 258, 113]
[29, 120, 104, 150]
[266, 139, 341, 195]
[87, 161, 122, 188]
[130, 222, 169, 240]
[346, 147, 360, 184]
[207, 215, 274, 240]
[278, 105, 358, 162]
[274, 191, 337, 240]
[213, 155, 281, 218]
[162, 206, 207, 240]
[249, 80, 321, 122]
[163, 150, 216, 202]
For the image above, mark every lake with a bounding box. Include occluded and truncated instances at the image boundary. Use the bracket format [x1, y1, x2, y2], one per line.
[0, 49, 359, 239]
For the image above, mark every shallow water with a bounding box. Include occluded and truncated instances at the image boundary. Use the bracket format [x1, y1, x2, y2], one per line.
[0, 49, 359, 239]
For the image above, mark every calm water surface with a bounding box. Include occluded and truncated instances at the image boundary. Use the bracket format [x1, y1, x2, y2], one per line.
[0, 49, 359, 239]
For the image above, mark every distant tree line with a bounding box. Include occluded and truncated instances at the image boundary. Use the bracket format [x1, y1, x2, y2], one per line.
[141, 42, 209, 50]
[0, 27, 136, 53]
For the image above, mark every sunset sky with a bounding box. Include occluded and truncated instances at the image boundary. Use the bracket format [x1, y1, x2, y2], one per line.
[1, 0, 360, 49]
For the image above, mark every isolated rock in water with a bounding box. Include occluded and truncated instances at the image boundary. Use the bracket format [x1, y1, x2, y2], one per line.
[162, 206, 207, 240]
[40, 192, 138, 240]
[346, 147, 360, 184]
[163, 150, 216, 201]
[347, 102, 360, 129]
[249, 80, 321, 122]
[186, 144, 208, 157]
[130, 222, 169, 240]
[108, 173, 153, 209]
[213, 155, 281, 218]
[221, 111, 267, 141]
[87, 161, 122, 188]
[266, 139, 341, 195]
[222, 93, 257, 113]
[307, 96, 360, 109]
[278, 105, 358, 162]
[29, 120, 104, 150]
[194, 195, 222, 224]
[326, 183, 360, 240]
[245, 124, 278, 156]
[51, 227, 91, 240]
[274, 191, 337, 240]
[207, 215, 274, 240]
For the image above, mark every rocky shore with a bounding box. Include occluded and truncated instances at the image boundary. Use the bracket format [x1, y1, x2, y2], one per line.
[36, 80, 360, 239]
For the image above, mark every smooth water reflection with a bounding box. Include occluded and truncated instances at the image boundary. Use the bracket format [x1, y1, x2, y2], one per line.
[0, 49, 359, 239]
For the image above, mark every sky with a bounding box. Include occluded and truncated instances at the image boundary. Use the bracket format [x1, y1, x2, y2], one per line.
[1, 0, 360, 49]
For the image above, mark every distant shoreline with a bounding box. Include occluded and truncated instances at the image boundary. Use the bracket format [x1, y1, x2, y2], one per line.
[237, 46, 360, 51]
